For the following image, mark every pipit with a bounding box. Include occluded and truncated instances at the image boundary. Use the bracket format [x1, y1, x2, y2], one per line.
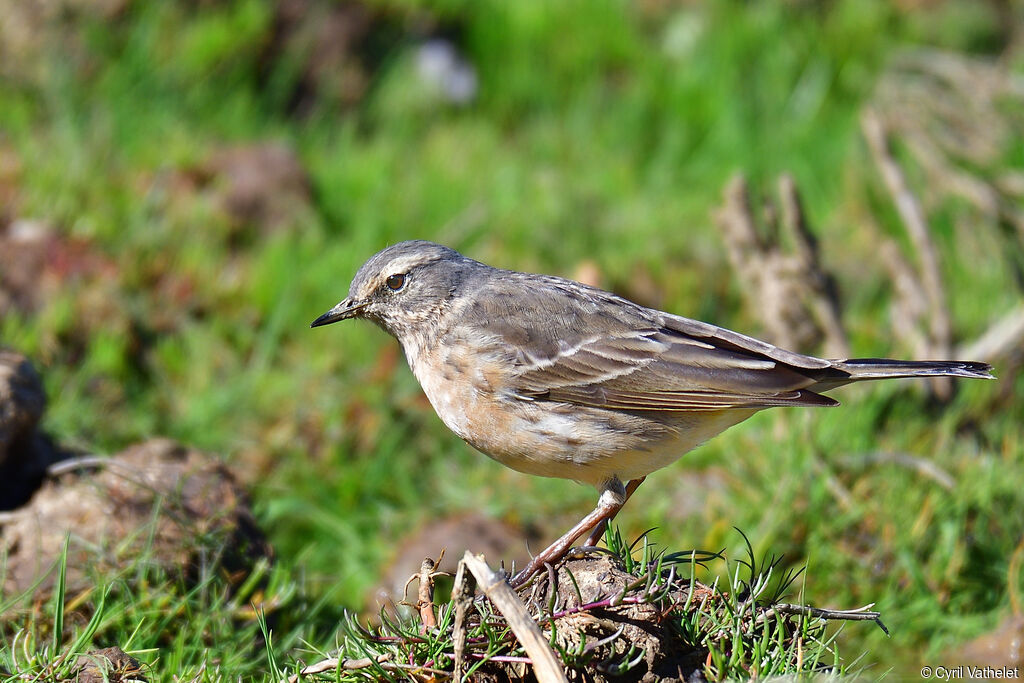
[312, 241, 992, 585]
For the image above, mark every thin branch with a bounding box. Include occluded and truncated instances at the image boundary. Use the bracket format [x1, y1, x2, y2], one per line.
[451, 556, 476, 681]
[778, 174, 851, 358]
[878, 236, 931, 360]
[461, 551, 568, 683]
[46, 454, 110, 476]
[771, 602, 889, 636]
[714, 173, 850, 357]
[417, 556, 439, 633]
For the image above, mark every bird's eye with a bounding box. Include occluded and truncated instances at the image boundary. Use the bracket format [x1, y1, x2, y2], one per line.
[385, 273, 407, 291]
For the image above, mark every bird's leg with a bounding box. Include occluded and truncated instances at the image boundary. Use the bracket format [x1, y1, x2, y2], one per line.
[583, 476, 646, 547]
[510, 479, 626, 588]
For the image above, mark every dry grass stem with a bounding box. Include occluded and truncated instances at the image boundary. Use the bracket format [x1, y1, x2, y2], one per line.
[778, 174, 851, 359]
[714, 174, 849, 358]
[450, 556, 476, 681]
[840, 451, 956, 491]
[461, 551, 567, 683]
[415, 556, 440, 633]
[771, 603, 888, 635]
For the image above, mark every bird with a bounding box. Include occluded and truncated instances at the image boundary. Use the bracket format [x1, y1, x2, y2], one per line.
[311, 240, 993, 585]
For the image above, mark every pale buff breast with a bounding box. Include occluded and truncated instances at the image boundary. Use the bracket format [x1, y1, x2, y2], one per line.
[403, 336, 759, 488]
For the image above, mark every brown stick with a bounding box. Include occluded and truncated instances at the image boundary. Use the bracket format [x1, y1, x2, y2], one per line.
[771, 602, 889, 635]
[451, 556, 477, 681]
[714, 174, 763, 295]
[417, 557, 438, 633]
[714, 173, 850, 356]
[462, 551, 568, 683]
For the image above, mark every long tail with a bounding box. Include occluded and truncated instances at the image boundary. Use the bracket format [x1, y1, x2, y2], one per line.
[815, 358, 994, 389]
[834, 359, 994, 380]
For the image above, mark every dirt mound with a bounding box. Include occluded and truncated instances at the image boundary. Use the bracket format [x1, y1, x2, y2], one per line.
[1, 438, 271, 600]
[0, 350, 271, 604]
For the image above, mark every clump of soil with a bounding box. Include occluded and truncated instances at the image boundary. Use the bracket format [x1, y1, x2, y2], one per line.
[0, 350, 271, 605]
[527, 554, 710, 682]
[1, 437, 272, 600]
[74, 646, 147, 683]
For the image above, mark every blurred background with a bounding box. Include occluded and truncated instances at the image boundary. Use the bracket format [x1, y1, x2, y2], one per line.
[1, 0, 1023, 677]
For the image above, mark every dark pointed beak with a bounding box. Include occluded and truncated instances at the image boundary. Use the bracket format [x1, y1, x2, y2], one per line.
[310, 298, 368, 328]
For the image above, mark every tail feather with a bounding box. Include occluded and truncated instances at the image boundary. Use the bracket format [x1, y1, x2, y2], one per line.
[829, 359, 994, 382]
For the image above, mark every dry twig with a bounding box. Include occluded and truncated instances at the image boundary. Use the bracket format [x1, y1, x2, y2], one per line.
[867, 49, 1024, 388]
[451, 555, 477, 681]
[873, 49, 1024, 237]
[877, 237, 932, 360]
[714, 174, 849, 358]
[418, 555, 441, 632]
[778, 174, 850, 358]
[399, 550, 448, 634]
[771, 603, 889, 635]
[461, 551, 568, 683]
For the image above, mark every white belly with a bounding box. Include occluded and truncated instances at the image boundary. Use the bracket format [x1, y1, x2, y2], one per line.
[404, 337, 756, 488]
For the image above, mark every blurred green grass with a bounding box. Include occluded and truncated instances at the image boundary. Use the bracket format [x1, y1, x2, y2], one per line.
[1, 0, 1022, 678]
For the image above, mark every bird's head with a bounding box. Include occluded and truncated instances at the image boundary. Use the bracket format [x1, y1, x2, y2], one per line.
[311, 240, 473, 341]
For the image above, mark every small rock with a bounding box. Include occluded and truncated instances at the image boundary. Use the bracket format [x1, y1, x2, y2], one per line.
[0, 351, 62, 510]
[75, 646, 146, 683]
[0, 350, 46, 455]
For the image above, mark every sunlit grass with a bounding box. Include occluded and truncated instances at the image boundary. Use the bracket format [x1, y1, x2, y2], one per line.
[0, 0, 1020, 679]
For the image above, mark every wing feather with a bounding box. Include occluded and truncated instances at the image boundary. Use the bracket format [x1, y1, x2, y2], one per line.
[508, 325, 836, 412]
[463, 274, 839, 412]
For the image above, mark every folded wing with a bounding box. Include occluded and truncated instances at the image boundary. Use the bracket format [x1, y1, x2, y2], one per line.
[467, 278, 839, 412]
[511, 325, 838, 411]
